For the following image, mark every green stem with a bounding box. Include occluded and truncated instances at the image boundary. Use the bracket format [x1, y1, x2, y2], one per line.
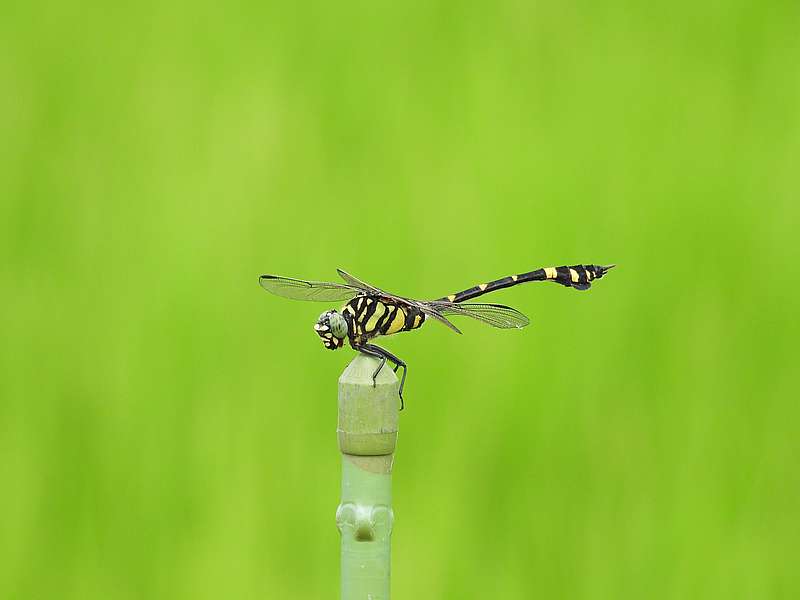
[336, 354, 399, 600]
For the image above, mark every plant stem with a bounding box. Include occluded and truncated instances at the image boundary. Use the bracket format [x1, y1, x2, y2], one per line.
[336, 354, 399, 600]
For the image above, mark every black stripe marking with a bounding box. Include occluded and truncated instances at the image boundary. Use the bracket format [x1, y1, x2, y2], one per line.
[555, 267, 571, 286]
[379, 305, 399, 335]
[378, 303, 394, 332]
[360, 298, 378, 332]
[401, 307, 420, 331]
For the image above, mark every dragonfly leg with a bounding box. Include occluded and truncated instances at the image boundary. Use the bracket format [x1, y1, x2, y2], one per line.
[360, 343, 407, 411]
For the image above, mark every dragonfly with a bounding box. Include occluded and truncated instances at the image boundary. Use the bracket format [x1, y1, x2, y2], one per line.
[259, 263, 615, 408]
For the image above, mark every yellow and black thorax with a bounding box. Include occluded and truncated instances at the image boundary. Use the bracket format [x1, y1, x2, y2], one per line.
[342, 295, 426, 345]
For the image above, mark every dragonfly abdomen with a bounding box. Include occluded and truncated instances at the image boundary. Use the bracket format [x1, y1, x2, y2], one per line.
[439, 264, 615, 303]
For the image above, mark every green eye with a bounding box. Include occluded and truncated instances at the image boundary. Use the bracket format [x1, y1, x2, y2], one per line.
[329, 312, 348, 338]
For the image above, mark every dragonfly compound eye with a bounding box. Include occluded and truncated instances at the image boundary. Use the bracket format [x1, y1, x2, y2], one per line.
[329, 311, 348, 339]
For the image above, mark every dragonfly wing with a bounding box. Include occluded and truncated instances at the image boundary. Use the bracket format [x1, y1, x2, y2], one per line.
[259, 275, 362, 302]
[428, 301, 530, 329]
[336, 269, 387, 295]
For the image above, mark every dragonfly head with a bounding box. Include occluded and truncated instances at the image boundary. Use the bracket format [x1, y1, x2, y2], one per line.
[314, 310, 348, 350]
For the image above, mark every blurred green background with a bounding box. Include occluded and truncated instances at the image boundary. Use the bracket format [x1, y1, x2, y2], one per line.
[1, 1, 798, 598]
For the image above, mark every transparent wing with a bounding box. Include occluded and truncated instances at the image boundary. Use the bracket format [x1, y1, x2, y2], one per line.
[259, 275, 362, 302]
[336, 269, 386, 295]
[416, 304, 463, 335]
[427, 301, 530, 329]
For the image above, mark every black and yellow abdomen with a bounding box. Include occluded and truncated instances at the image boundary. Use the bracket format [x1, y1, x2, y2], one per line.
[342, 295, 426, 342]
[438, 263, 615, 302]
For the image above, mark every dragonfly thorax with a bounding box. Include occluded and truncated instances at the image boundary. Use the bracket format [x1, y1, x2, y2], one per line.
[314, 310, 348, 350]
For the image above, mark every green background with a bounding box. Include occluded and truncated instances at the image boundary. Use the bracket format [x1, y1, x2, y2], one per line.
[2, 2, 798, 598]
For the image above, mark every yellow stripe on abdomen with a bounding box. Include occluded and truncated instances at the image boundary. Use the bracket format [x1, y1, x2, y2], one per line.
[385, 307, 407, 335]
[544, 267, 557, 279]
[364, 302, 387, 332]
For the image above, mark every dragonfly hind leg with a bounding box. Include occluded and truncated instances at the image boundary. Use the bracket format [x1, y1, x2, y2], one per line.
[354, 343, 408, 411]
